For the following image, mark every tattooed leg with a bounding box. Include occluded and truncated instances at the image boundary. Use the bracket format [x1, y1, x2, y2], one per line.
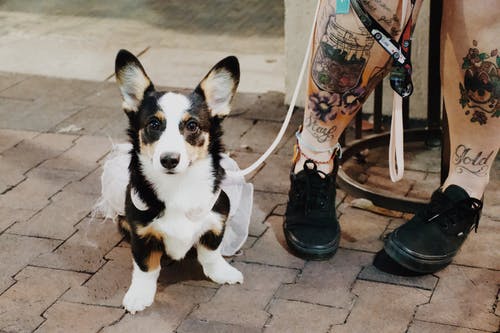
[295, 0, 423, 174]
[441, 0, 500, 199]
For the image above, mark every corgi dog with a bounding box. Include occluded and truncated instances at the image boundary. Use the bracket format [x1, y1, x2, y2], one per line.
[114, 50, 243, 314]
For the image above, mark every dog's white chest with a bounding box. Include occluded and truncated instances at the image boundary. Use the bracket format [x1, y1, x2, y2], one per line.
[150, 207, 221, 260]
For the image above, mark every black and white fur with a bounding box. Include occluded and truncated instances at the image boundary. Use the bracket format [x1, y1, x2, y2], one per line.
[114, 50, 243, 314]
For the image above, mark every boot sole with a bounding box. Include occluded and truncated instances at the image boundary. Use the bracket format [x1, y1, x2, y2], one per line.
[384, 234, 452, 273]
[284, 228, 340, 261]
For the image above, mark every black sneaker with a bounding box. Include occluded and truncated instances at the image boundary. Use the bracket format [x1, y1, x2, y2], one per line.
[283, 159, 340, 260]
[381, 185, 483, 274]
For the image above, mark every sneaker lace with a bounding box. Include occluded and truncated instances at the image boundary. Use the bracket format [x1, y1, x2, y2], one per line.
[293, 160, 331, 217]
[424, 192, 483, 234]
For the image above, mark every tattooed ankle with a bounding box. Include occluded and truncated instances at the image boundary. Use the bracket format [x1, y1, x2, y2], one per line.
[305, 114, 337, 144]
[453, 144, 494, 177]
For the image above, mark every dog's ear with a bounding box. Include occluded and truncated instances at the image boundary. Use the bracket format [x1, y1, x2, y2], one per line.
[115, 49, 154, 112]
[195, 56, 240, 117]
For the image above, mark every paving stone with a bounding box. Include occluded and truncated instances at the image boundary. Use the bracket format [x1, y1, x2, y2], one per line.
[0, 76, 98, 102]
[227, 151, 263, 180]
[0, 233, 59, 294]
[0, 266, 89, 333]
[41, 135, 111, 173]
[102, 284, 215, 333]
[482, 183, 499, 221]
[53, 106, 127, 139]
[0, 207, 36, 234]
[62, 246, 131, 308]
[415, 265, 500, 332]
[78, 83, 122, 109]
[239, 120, 295, 154]
[407, 172, 440, 200]
[251, 154, 292, 194]
[339, 206, 390, 252]
[32, 218, 122, 272]
[35, 301, 124, 333]
[0, 128, 37, 152]
[241, 235, 258, 250]
[0, 97, 85, 132]
[237, 91, 289, 122]
[192, 262, 297, 328]
[0, 71, 27, 92]
[358, 265, 438, 291]
[237, 219, 305, 269]
[9, 189, 96, 239]
[407, 320, 489, 333]
[0, 156, 25, 193]
[405, 146, 442, 173]
[275, 131, 295, 157]
[334, 280, 431, 333]
[249, 191, 287, 236]
[454, 216, 500, 270]
[0, 166, 81, 211]
[0, 132, 76, 192]
[364, 168, 414, 197]
[221, 116, 255, 152]
[63, 166, 102, 196]
[177, 318, 261, 333]
[277, 249, 372, 308]
[0, 132, 76, 174]
[265, 299, 348, 333]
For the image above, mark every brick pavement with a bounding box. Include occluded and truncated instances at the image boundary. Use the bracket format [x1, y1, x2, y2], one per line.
[0, 73, 499, 333]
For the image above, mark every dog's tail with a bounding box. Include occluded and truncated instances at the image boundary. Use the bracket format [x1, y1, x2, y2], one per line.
[92, 143, 132, 223]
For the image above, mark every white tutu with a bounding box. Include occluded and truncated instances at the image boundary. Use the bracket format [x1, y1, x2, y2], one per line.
[94, 143, 253, 256]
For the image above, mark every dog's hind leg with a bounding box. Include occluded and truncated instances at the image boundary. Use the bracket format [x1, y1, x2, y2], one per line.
[123, 236, 163, 314]
[196, 242, 243, 285]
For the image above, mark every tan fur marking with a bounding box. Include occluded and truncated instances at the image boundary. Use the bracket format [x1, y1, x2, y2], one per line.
[154, 111, 165, 122]
[146, 251, 163, 270]
[185, 132, 209, 161]
[118, 217, 131, 233]
[138, 129, 156, 159]
[136, 224, 164, 241]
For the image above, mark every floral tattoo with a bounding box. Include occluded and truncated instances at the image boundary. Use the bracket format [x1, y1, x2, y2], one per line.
[459, 40, 500, 125]
[308, 91, 339, 121]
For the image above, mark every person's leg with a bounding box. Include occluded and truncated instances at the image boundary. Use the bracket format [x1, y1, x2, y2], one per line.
[379, 0, 499, 274]
[295, 0, 411, 174]
[285, 0, 419, 259]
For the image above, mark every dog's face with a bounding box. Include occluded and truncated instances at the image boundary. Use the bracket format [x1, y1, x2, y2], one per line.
[115, 50, 239, 174]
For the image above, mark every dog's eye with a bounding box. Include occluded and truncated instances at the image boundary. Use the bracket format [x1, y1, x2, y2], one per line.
[148, 118, 161, 131]
[185, 120, 199, 133]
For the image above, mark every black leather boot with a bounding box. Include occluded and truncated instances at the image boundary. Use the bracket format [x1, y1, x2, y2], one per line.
[283, 157, 340, 260]
[379, 185, 483, 274]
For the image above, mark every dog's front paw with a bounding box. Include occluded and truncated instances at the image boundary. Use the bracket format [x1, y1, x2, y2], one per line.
[122, 284, 156, 314]
[204, 261, 244, 285]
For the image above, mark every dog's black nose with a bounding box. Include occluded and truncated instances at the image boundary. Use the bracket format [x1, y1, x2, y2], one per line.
[160, 152, 180, 169]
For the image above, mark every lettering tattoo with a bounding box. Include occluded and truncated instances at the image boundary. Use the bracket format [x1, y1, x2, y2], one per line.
[362, 0, 391, 13]
[305, 114, 337, 143]
[361, 0, 401, 36]
[453, 144, 494, 177]
[459, 40, 500, 125]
